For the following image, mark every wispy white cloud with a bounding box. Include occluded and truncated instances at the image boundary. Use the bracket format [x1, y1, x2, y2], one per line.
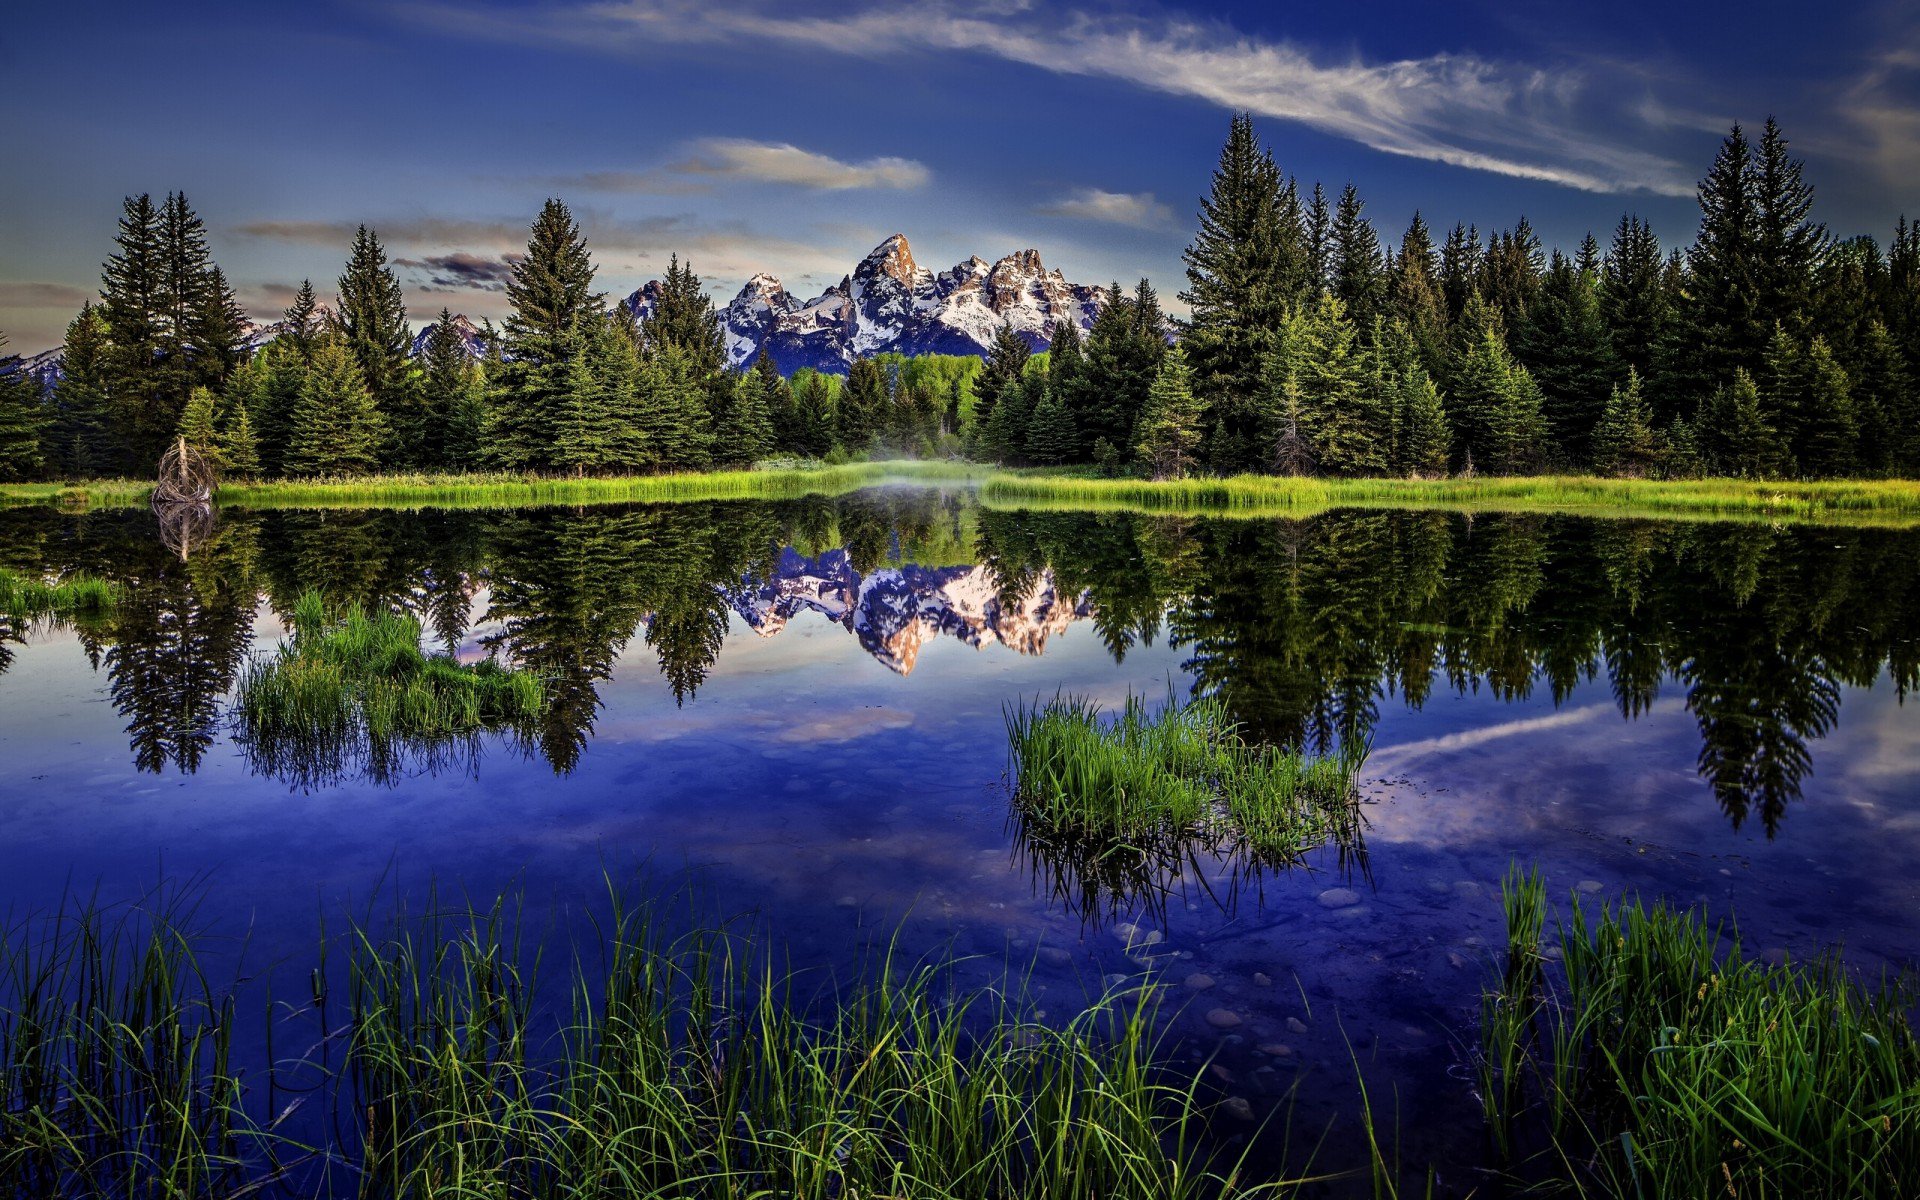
[1038, 188, 1174, 228]
[673, 138, 929, 190]
[404, 0, 1695, 195]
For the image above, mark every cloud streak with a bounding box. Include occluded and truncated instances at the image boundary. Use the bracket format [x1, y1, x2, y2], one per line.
[409, 0, 1695, 195]
[1038, 188, 1173, 228]
[674, 138, 929, 190]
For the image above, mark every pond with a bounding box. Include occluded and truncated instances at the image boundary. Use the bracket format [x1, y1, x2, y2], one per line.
[2, 488, 1917, 1189]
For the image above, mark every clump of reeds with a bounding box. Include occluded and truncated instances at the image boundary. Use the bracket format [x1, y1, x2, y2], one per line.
[0, 568, 120, 623]
[1005, 693, 1366, 869]
[5, 882, 1293, 1198]
[1482, 868, 1920, 1197]
[234, 591, 543, 785]
[0, 894, 256, 1197]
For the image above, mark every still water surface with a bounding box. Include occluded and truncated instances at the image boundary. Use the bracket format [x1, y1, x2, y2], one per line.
[2, 488, 1916, 1183]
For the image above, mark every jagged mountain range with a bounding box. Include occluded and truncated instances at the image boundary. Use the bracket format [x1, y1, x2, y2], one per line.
[624, 234, 1104, 375]
[8, 234, 1100, 386]
[722, 546, 1090, 675]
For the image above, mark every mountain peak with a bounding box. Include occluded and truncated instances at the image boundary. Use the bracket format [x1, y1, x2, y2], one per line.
[857, 234, 920, 286]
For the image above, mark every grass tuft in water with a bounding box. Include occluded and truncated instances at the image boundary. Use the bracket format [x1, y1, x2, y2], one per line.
[234, 591, 545, 785]
[1482, 872, 1920, 1197]
[0, 568, 120, 623]
[1006, 693, 1366, 873]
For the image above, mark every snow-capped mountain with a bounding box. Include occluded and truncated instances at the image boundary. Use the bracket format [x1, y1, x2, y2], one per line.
[723, 546, 1090, 675]
[408, 312, 487, 359]
[625, 234, 1105, 375]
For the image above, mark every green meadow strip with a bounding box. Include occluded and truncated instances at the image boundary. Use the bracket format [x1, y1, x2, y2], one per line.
[981, 473, 1920, 527]
[214, 460, 990, 510]
[1482, 866, 1920, 1198]
[0, 479, 154, 509]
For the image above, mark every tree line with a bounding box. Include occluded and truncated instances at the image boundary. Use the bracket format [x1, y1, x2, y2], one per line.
[0, 113, 1915, 482]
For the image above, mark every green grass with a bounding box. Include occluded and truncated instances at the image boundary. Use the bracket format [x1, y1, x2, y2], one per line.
[213, 460, 989, 510]
[0, 568, 121, 622]
[982, 473, 1920, 527]
[1481, 866, 1920, 1197]
[3, 884, 1297, 1199]
[0, 479, 155, 509]
[1006, 693, 1366, 868]
[234, 591, 545, 785]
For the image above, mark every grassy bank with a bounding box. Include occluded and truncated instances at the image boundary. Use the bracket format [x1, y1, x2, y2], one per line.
[0, 479, 154, 509]
[0, 568, 120, 622]
[1483, 867, 1920, 1197]
[982, 473, 1920, 527]
[214, 459, 989, 510]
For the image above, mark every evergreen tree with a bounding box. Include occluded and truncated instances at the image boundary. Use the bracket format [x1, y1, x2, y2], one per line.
[719, 361, 776, 463]
[839, 357, 886, 452]
[1701, 369, 1784, 477]
[1304, 183, 1331, 292]
[335, 226, 416, 463]
[790, 370, 836, 457]
[196, 265, 251, 383]
[219, 400, 261, 480]
[1042, 319, 1087, 459]
[1751, 117, 1824, 335]
[280, 279, 323, 358]
[156, 192, 217, 402]
[1387, 213, 1447, 373]
[48, 303, 113, 477]
[1135, 347, 1204, 479]
[646, 255, 731, 424]
[631, 342, 713, 471]
[1798, 337, 1857, 477]
[1518, 250, 1617, 464]
[1180, 114, 1303, 446]
[1024, 385, 1077, 465]
[491, 199, 606, 471]
[1439, 222, 1483, 324]
[1480, 218, 1544, 334]
[1079, 281, 1168, 459]
[1262, 354, 1315, 476]
[1759, 323, 1807, 465]
[1853, 319, 1915, 474]
[99, 193, 166, 471]
[1288, 294, 1384, 475]
[1601, 214, 1668, 385]
[239, 339, 309, 477]
[285, 336, 385, 475]
[983, 371, 1041, 465]
[418, 311, 479, 469]
[970, 324, 1032, 456]
[1398, 367, 1452, 477]
[178, 386, 220, 461]
[1447, 302, 1543, 474]
[1591, 370, 1658, 476]
[0, 331, 49, 481]
[1328, 183, 1384, 327]
[1672, 124, 1763, 409]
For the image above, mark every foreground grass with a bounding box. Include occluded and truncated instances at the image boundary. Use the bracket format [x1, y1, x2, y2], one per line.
[0, 568, 120, 622]
[0, 478, 154, 509]
[1, 888, 1288, 1199]
[1007, 694, 1366, 866]
[1483, 866, 1920, 1197]
[234, 591, 544, 785]
[982, 473, 1920, 527]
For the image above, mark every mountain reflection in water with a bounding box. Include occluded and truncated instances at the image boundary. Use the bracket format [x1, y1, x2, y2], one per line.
[2, 489, 1914, 834]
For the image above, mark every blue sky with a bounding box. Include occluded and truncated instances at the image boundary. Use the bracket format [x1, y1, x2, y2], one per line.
[2, 0, 1915, 351]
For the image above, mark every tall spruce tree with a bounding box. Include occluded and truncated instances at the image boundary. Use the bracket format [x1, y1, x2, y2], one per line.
[1704, 369, 1787, 477]
[1518, 250, 1617, 465]
[838, 358, 886, 454]
[48, 303, 113, 478]
[335, 226, 416, 462]
[1751, 117, 1824, 337]
[1080, 281, 1168, 462]
[418, 311, 478, 470]
[1601, 214, 1668, 386]
[218, 399, 261, 480]
[1671, 124, 1763, 411]
[1480, 218, 1544, 334]
[1180, 115, 1301, 457]
[1797, 337, 1857, 477]
[1439, 222, 1483, 325]
[1135, 347, 1204, 479]
[99, 193, 166, 472]
[1591, 369, 1658, 476]
[280, 279, 323, 358]
[285, 337, 385, 475]
[491, 200, 607, 472]
[646, 255, 731, 425]
[970, 324, 1032, 456]
[1328, 183, 1384, 328]
[1287, 294, 1384, 475]
[719, 357, 776, 463]
[1042, 319, 1087, 460]
[1024, 385, 1076, 465]
[1387, 213, 1448, 373]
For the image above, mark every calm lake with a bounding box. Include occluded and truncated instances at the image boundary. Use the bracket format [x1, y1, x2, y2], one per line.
[3, 488, 1917, 1188]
